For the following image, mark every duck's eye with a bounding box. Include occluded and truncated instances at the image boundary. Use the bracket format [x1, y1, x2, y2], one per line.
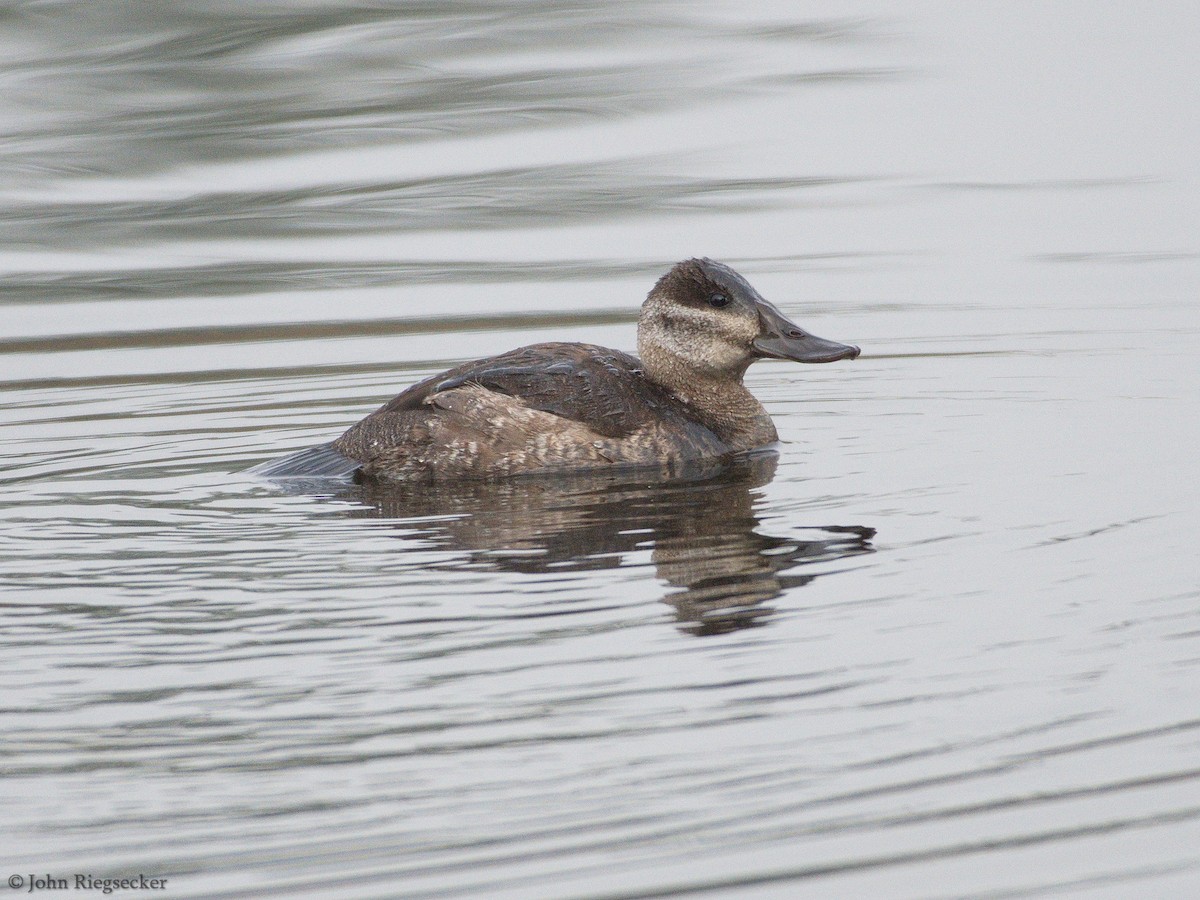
[708, 293, 730, 308]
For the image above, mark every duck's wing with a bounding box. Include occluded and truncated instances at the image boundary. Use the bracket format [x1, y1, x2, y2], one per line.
[371, 343, 666, 439]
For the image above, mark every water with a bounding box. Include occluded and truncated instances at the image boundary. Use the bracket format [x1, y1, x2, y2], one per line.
[2, 2, 1199, 897]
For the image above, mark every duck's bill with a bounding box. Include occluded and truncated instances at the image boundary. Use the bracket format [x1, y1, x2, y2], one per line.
[754, 332, 860, 363]
[753, 303, 860, 363]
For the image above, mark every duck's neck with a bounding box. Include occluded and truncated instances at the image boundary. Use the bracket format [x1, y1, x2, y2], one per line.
[640, 351, 778, 451]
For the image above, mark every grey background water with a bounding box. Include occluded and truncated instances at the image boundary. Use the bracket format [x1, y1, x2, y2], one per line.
[2, 2, 1198, 897]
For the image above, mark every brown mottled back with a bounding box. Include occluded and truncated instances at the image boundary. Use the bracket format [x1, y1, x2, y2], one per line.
[331, 342, 730, 481]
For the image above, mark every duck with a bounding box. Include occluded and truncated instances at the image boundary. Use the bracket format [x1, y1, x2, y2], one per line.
[252, 258, 860, 482]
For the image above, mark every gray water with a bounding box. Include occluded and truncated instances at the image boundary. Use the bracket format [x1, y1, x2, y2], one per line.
[3, 2, 1199, 898]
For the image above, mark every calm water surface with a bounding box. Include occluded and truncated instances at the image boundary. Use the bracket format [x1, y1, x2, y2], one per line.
[3, 2, 1199, 898]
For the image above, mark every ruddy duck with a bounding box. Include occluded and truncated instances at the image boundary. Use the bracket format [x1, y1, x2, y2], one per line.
[252, 258, 860, 481]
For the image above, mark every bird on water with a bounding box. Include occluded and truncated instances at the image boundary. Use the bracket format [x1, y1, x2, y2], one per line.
[252, 258, 860, 482]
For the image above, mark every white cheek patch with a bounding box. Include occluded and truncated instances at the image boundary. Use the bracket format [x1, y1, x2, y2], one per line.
[657, 308, 756, 369]
[667, 307, 753, 338]
[706, 340, 751, 369]
[664, 305, 724, 329]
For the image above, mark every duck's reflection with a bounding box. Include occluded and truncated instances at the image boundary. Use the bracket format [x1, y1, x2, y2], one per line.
[319, 453, 874, 635]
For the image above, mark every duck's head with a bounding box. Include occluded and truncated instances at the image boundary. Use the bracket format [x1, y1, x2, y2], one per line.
[637, 258, 860, 388]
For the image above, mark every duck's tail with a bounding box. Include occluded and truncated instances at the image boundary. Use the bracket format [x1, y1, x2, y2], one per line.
[247, 442, 361, 479]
